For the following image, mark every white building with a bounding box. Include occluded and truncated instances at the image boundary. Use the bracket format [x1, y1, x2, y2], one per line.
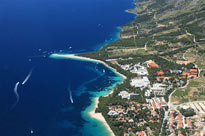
[108, 111, 119, 116]
[130, 77, 150, 88]
[151, 83, 167, 95]
[130, 63, 148, 75]
[118, 91, 130, 99]
[118, 91, 139, 99]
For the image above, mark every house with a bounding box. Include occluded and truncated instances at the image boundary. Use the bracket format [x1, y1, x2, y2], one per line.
[130, 77, 150, 88]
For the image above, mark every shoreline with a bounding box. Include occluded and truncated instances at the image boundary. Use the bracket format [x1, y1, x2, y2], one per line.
[50, 53, 127, 136]
[88, 97, 115, 136]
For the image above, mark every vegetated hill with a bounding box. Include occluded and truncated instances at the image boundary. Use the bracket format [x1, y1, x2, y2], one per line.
[81, 0, 205, 68]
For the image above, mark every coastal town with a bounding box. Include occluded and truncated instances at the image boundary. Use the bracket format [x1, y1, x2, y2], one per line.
[78, 0, 205, 135]
[105, 58, 203, 136]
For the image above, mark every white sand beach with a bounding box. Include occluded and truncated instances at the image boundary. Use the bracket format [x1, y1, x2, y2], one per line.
[89, 98, 115, 136]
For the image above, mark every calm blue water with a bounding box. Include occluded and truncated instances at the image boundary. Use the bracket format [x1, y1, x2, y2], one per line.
[0, 0, 135, 135]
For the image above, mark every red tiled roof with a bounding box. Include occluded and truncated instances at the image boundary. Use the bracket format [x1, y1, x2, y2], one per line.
[190, 69, 198, 73]
[182, 72, 190, 76]
[138, 131, 145, 136]
[156, 76, 165, 79]
[178, 124, 183, 128]
[149, 63, 159, 68]
[179, 77, 186, 79]
[156, 71, 164, 75]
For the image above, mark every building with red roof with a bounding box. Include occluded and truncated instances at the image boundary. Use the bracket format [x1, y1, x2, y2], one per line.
[190, 69, 198, 73]
[190, 69, 198, 77]
[136, 131, 145, 136]
[148, 63, 159, 68]
[182, 72, 190, 76]
[156, 71, 164, 75]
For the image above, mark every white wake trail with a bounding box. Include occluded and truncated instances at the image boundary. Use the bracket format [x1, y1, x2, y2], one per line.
[14, 82, 20, 101]
[22, 69, 33, 85]
[10, 82, 20, 110]
[69, 90, 74, 104]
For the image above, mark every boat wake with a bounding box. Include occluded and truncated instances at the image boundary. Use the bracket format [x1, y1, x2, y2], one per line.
[68, 84, 74, 104]
[69, 90, 74, 104]
[22, 69, 33, 85]
[10, 82, 20, 110]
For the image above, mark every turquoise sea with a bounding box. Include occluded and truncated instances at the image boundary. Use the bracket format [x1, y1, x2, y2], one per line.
[0, 0, 135, 135]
